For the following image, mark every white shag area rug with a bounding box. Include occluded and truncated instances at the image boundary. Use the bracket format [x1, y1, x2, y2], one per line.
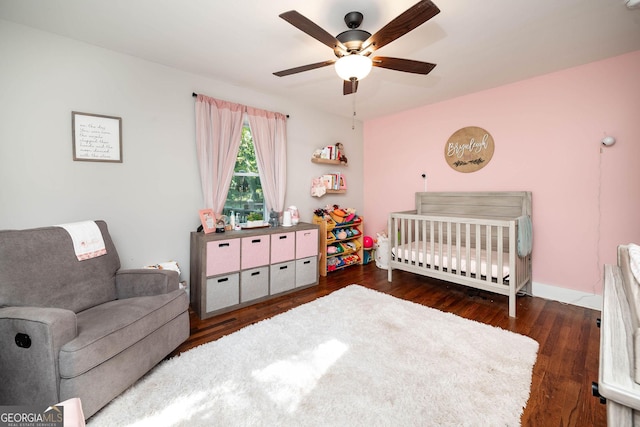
[89, 285, 538, 427]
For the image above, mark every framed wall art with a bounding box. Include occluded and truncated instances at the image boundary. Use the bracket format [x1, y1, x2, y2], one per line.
[72, 111, 123, 163]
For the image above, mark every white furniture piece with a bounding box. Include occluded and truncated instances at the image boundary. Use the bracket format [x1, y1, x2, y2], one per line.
[190, 223, 319, 319]
[387, 191, 533, 318]
[597, 244, 640, 425]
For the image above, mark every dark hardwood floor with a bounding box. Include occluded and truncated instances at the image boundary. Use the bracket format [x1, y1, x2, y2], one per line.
[171, 263, 606, 426]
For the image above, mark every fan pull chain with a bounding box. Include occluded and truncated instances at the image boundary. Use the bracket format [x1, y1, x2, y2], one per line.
[352, 90, 356, 130]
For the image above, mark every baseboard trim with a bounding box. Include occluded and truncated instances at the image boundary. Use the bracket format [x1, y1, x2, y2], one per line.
[531, 281, 602, 312]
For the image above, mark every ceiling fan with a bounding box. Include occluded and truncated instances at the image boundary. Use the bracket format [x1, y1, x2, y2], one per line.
[273, 0, 440, 95]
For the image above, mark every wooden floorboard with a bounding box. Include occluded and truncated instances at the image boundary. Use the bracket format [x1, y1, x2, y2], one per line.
[171, 263, 607, 426]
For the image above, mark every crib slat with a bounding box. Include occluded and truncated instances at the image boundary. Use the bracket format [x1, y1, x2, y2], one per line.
[412, 219, 420, 266]
[401, 217, 406, 265]
[497, 225, 504, 284]
[421, 219, 427, 268]
[392, 216, 397, 262]
[509, 220, 517, 317]
[446, 221, 452, 273]
[486, 225, 492, 283]
[475, 224, 481, 278]
[407, 217, 412, 265]
[465, 223, 471, 278]
[438, 221, 443, 272]
[430, 220, 435, 269]
[510, 219, 518, 285]
[455, 222, 461, 276]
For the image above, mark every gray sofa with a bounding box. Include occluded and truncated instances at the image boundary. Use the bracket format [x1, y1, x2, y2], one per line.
[0, 220, 189, 418]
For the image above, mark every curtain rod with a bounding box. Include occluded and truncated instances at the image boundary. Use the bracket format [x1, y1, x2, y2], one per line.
[192, 93, 289, 118]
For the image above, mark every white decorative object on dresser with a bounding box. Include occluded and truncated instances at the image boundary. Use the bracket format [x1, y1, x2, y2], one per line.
[190, 223, 319, 319]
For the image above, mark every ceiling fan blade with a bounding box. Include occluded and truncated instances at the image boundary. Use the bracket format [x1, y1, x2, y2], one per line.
[273, 59, 336, 77]
[343, 79, 359, 95]
[279, 10, 346, 51]
[372, 57, 436, 74]
[363, 0, 440, 52]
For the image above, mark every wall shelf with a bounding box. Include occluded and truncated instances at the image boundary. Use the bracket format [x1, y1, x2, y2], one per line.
[311, 158, 345, 165]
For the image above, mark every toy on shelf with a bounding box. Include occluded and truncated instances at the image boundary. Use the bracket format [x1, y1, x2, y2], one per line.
[362, 235, 375, 265]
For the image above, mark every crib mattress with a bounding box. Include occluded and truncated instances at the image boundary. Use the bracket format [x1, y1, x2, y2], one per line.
[392, 242, 510, 280]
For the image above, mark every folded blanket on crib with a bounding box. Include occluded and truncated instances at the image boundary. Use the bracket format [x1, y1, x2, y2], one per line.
[517, 216, 533, 257]
[57, 220, 107, 261]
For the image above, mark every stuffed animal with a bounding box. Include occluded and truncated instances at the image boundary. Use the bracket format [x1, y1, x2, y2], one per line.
[335, 142, 348, 165]
[375, 232, 389, 270]
[344, 241, 357, 251]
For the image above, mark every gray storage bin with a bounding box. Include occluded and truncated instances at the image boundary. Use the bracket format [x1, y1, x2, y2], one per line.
[206, 273, 240, 312]
[296, 256, 318, 287]
[270, 260, 295, 294]
[241, 266, 269, 302]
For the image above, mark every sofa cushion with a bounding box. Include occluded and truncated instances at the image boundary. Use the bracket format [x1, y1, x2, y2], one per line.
[58, 289, 188, 378]
[0, 221, 120, 313]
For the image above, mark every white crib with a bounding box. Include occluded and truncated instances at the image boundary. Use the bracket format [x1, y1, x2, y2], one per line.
[388, 192, 533, 317]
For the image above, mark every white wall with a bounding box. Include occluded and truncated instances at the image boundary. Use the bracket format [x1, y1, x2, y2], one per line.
[0, 20, 364, 284]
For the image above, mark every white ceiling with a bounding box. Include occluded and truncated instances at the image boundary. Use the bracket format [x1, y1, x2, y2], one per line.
[1, 0, 640, 120]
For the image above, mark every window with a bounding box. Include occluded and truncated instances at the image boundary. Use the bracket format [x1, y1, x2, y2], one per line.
[223, 124, 265, 223]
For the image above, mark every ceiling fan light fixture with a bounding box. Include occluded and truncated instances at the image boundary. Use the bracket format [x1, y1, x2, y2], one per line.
[335, 54, 372, 81]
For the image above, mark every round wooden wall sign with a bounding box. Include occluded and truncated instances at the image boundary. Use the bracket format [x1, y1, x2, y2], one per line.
[444, 126, 495, 173]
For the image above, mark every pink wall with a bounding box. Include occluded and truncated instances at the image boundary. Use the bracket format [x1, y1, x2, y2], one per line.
[364, 50, 640, 295]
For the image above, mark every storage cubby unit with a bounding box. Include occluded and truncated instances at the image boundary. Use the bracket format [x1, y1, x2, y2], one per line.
[190, 222, 319, 319]
[313, 214, 363, 276]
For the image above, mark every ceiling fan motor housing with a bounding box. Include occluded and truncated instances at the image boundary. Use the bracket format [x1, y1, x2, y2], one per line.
[336, 29, 371, 53]
[335, 11, 371, 54]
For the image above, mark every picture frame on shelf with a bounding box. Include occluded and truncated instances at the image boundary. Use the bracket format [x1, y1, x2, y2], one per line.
[339, 174, 347, 190]
[198, 209, 216, 234]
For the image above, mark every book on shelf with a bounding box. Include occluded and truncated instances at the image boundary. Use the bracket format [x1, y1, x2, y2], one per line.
[321, 172, 347, 190]
[319, 145, 343, 160]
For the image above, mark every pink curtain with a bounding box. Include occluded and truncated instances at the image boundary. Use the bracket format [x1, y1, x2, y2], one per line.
[195, 95, 244, 215]
[247, 107, 288, 215]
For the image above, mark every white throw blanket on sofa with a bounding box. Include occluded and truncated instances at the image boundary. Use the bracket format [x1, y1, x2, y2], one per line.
[57, 221, 107, 261]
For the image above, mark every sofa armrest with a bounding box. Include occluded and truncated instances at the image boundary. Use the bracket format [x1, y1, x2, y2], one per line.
[0, 306, 77, 404]
[115, 269, 179, 299]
